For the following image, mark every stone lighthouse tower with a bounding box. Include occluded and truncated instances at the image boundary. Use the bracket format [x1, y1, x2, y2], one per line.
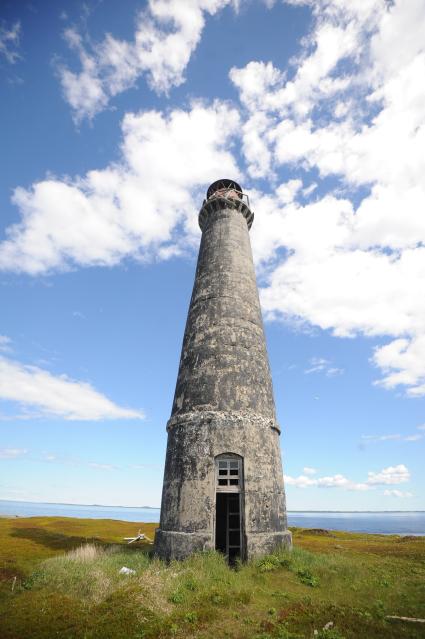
[154, 179, 291, 561]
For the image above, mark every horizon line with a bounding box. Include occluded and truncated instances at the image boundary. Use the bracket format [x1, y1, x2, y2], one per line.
[0, 499, 424, 513]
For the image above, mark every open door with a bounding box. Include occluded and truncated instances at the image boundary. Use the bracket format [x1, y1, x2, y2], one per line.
[215, 456, 244, 563]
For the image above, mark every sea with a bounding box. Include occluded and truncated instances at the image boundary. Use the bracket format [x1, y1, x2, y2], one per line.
[1, 500, 424, 535]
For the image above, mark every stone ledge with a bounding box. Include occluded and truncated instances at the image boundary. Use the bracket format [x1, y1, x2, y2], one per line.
[167, 410, 281, 435]
[154, 529, 213, 561]
[246, 530, 292, 556]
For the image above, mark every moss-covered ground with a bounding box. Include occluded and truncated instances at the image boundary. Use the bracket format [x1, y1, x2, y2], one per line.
[0, 517, 424, 638]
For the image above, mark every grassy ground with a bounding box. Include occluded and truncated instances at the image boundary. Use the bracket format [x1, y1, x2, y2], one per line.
[0, 518, 424, 639]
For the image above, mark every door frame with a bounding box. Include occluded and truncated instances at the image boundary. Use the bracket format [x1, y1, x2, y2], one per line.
[214, 453, 245, 560]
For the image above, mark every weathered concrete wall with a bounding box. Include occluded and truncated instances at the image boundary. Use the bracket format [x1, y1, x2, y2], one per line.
[172, 200, 275, 419]
[155, 189, 291, 560]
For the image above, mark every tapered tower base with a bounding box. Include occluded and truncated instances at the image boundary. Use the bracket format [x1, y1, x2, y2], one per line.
[154, 530, 211, 561]
[154, 410, 292, 561]
[155, 529, 292, 562]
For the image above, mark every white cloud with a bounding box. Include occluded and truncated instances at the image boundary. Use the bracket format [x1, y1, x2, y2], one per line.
[230, 19, 359, 121]
[285, 472, 369, 490]
[4, 0, 425, 403]
[39, 453, 123, 470]
[304, 357, 343, 377]
[0, 20, 21, 64]
[0, 102, 240, 274]
[366, 464, 410, 485]
[230, 0, 425, 396]
[0, 356, 143, 421]
[361, 432, 423, 442]
[59, 1, 236, 121]
[0, 448, 27, 459]
[372, 336, 425, 397]
[276, 179, 303, 204]
[303, 466, 316, 475]
[362, 434, 401, 442]
[383, 489, 413, 498]
[88, 462, 118, 471]
[317, 475, 369, 491]
[285, 463, 410, 491]
[131, 463, 161, 470]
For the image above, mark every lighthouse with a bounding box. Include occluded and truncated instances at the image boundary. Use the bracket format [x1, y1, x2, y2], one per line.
[154, 179, 291, 561]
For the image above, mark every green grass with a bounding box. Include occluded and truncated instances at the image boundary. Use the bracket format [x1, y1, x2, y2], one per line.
[0, 518, 424, 638]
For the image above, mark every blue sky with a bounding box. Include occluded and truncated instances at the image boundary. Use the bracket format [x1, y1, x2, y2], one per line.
[0, 0, 424, 510]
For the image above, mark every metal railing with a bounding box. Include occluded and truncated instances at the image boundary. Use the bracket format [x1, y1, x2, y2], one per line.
[207, 187, 250, 208]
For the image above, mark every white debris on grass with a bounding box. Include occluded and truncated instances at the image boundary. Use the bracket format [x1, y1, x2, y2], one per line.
[123, 530, 153, 544]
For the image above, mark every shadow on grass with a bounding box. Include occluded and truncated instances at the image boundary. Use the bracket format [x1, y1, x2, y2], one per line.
[10, 527, 112, 552]
[10, 527, 153, 555]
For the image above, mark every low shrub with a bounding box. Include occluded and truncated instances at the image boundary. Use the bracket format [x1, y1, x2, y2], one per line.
[257, 553, 292, 572]
[169, 590, 185, 604]
[296, 568, 320, 588]
[257, 555, 283, 572]
[184, 611, 198, 624]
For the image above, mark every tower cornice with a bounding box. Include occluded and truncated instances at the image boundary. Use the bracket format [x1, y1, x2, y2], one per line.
[198, 195, 254, 231]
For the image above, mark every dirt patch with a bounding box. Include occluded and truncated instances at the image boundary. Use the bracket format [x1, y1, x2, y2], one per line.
[0, 566, 25, 582]
[300, 528, 335, 537]
[397, 535, 424, 542]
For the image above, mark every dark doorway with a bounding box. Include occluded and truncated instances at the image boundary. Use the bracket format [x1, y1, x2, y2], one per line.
[215, 493, 242, 563]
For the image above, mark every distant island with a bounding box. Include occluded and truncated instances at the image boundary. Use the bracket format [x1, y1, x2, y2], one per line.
[0, 499, 160, 509]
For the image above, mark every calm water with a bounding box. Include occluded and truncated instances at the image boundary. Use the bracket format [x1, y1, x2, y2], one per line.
[0, 500, 160, 523]
[1, 500, 424, 535]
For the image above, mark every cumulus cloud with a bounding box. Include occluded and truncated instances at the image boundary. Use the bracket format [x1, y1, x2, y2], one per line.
[3, 0, 425, 402]
[0, 448, 27, 459]
[285, 473, 369, 491]
[231, 0, 425, 396]
[366, 464, 410, 485]
[372, 336, 425, 397]
[285, 464, 410, 491]
[59, 0, 236, 121]
[0, 20, 21, 64]
[0, 356, 143, 421]
[303, 466, 316, 475]
[0, 102, 240, 274]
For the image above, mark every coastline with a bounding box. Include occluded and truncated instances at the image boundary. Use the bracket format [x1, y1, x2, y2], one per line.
[1, 500, 425, 535]
[0, 499, 423, 513]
